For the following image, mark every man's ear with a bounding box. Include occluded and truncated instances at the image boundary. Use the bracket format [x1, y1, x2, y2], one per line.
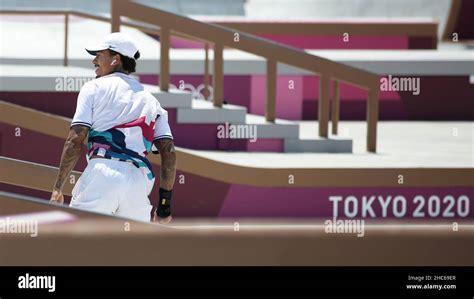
[110, 53, 120, 65]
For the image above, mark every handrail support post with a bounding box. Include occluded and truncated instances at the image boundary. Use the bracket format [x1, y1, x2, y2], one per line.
[367, 86, 379, 152]
[213, 43, 224, 107]
[266, 59, 277, 122]
[111, 0, 120, 32]
[63, 13, 69, 66]
[159, 27, 170, 91]
[318, 75, 330, 138]
[204, 43, 210, 100]
[331, 80, 340, 135]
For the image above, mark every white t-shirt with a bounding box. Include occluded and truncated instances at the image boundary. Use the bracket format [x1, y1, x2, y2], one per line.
[71, 72, 172, 182]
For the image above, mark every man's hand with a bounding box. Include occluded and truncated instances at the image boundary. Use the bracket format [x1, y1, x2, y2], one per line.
[50, 189, 64, 204]
[153, 211, 172, 224]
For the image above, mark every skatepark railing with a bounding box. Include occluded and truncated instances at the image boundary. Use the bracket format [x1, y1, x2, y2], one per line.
[1, 2, 382, 152]
[1, 100, 473, 190]
[112, 0, 380, 152]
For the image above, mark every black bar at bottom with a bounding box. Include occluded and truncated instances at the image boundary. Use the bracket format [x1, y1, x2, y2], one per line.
[0, 266, 472, 298]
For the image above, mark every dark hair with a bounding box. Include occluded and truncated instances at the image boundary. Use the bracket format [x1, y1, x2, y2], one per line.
[109, 50, 140, 73]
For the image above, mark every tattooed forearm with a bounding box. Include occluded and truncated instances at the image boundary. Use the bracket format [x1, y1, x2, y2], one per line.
[53, 125, 89, 191]
[153, 138, 177, 191]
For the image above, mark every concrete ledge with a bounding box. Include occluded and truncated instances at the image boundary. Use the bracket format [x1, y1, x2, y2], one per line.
[0, 65, 194, 109]
[3, 48, 474, 75]
[284, 138, 353, 153]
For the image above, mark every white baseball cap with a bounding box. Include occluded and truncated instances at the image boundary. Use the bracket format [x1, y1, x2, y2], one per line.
[86, 32, 139, 60]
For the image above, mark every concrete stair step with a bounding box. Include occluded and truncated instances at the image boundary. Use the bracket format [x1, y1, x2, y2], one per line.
[177, 99, 247, 124]
[173, 98, 352, 153]
[243, 114, 299, 139]
[144, 85, 193, 108]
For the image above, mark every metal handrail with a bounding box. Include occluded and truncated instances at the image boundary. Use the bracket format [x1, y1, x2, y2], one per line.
[1, 2, 380, 151]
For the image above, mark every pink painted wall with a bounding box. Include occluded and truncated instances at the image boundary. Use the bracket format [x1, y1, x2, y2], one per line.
[302, 76, 408, 120]
[302, 76, 474, 120]
[251, 75, 303, 120]
[137, 74, 474, 122]
[218, 138, 283, 152]
[139, 74, 474, 129]
[220, 185, 474, 220]
[260, 35, 408, 50]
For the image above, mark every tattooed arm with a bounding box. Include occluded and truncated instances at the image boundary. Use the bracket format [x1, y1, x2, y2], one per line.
[50, 125, 89, 204]
[153, 138, 177, 191]
[152, 138, 177, 223]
